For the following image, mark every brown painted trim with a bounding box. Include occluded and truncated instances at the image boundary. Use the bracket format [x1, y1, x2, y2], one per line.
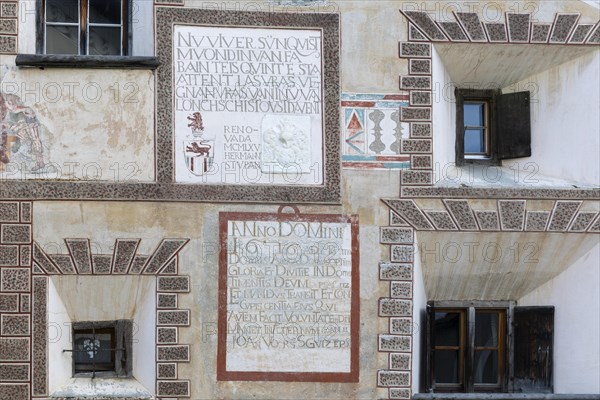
[217, 210, 360, 382]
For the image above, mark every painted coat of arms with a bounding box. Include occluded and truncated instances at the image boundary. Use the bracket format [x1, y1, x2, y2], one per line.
[184, 112, 214, 175]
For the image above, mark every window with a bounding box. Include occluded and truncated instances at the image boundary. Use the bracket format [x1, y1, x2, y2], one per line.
[455, 89, 531, 166]
[38, 0, 130, 55]
[426, 302, 554, 394]
[70, 320, 132, 378]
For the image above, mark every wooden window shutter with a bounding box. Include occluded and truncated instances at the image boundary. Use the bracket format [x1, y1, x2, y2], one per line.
[512, 306, 554, 393]
[495, 91, 531, 160]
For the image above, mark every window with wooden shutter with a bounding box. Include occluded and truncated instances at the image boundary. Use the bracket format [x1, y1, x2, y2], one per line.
[513, 306, 554, 393]
[455, 89, 531, 166]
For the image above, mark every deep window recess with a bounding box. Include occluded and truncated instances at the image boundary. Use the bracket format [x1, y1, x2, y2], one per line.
[455, 89, 531, 166]
[426, 302, 553, 394]
[67, 320, 133, 378]
[38, 0, 130, 55]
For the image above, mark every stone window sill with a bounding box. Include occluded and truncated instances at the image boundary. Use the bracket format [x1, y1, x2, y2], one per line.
[413, 394, 600, 400]
[15, 54, 160, 70]
[50, 377, 152, 399]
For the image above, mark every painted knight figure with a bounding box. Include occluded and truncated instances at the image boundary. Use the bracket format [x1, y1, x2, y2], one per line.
[184, 111, 214, 175]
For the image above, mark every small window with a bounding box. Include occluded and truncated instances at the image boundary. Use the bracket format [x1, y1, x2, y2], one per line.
[426, 302, 554, 394]
[70, 320, 132, 378]
[38, 0, 130, 55]
[455, 89, 531, 166]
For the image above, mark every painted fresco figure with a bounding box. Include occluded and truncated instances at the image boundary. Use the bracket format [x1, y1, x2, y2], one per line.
[0, 92, 46, 171]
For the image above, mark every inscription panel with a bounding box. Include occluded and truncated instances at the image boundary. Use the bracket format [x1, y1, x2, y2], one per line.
[174, 25, 324, 186]
[218, 210, 359, 381]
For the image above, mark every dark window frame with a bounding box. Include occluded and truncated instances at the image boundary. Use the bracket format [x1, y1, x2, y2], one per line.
[36, 0, 131, 56]
[70, 319, 133, 378]
[426, 301, 510, 393]
[455, 89, 531, 167]
[455, 89, 500, 166]
[426, 301, 554, 394]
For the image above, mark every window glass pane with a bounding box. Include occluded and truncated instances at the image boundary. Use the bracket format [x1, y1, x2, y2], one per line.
[464, 129, 485, 153]
[464, 103, 484, 127]
[46, 0, 79, 23]
[434, 350, 460, 383]
[474, 349, 499, 384]
[89, 0, 122, 24]
[73, 330, 114, 370]
[475, 312, 499, 347]
[89, 26, 122, 55]
[46, 25, 79, 54]
[434, 312, 460, 346]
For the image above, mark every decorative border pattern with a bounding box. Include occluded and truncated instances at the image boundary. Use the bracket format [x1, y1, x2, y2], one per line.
[0, 201, 192, 399]
[29, 238, 192, 398]
[0, 0, 17, 54]
[383, 198, 599, 233]
[1, 7, 341, 204]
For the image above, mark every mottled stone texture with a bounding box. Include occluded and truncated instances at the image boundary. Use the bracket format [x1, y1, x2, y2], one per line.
[379, 334, 412, 352]
[475, 211, 500, 231]
[400, 76, 431, 90]
[157, 310, 190, 326]
[525, 211, 551, 231]
[32, 276, 48, 395]
[409, 24, 427, 41]
[569, 24, 594, 43]
[444, 200, 478, 230]
[0, 338, 30, 360]
[32, 243, 61, 274]
[380, 263, 412, 281]
[399, 42, 431, 57]
[570, 212, 598, 231]
[157, 363, 177, 379]
[410, 123, 431, 138]
[455, 13, 486, 41]
[144, 239, 189, 274]
[157, 345, 190, 362]
[158, 276, 190, 292]
[485, 23, 507, 42]
[65, 239, 92, 274]
[390, 387, 412, 399]
[380, 228, 414, 244]
[0, 314, 30, 336]
[548, 201, 581, 231]
[498, 200, 526, 231]
[401, 139, 432, 153]
[385, 200, 433, 230]
[157, 293, 178, 309]
[0, 363, 29, 381]
[1, 268, 30, 291]
[550, 13, 579, 43]
[378, 370, 410, 387]
[0, 203, 19, 222]
[391, 245, 414, 263]
[507, 13, 530, 42]
[411, 155, 432, 170]
[402, 11, 447, 41]
[112, 239, 140, 274]
[0, 245, 18, 266]
[157, 380, 190, 397]
[409, 59, 430, 75]
[92, 254, 113, 274]
[157, 327, 178, 344]
[390, 281, 412, 299]
[379, 298, 412, 317]
[531, 24, 552, 42]
[439, 21, 468, 41]
[390, 353, 411, 370]
[49, 254, 76, 274]
[425, 211, 457, 230]
[0, 293, 18, 311]
[390, 318, 415, 335]
[0, 383, 29, 400]
[401, 170, 432, 185]
[1, 225, 31, 244]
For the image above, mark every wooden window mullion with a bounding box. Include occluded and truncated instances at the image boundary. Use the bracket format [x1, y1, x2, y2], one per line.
[79, 0, 88, 55]
[465, 307, 475, 392]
